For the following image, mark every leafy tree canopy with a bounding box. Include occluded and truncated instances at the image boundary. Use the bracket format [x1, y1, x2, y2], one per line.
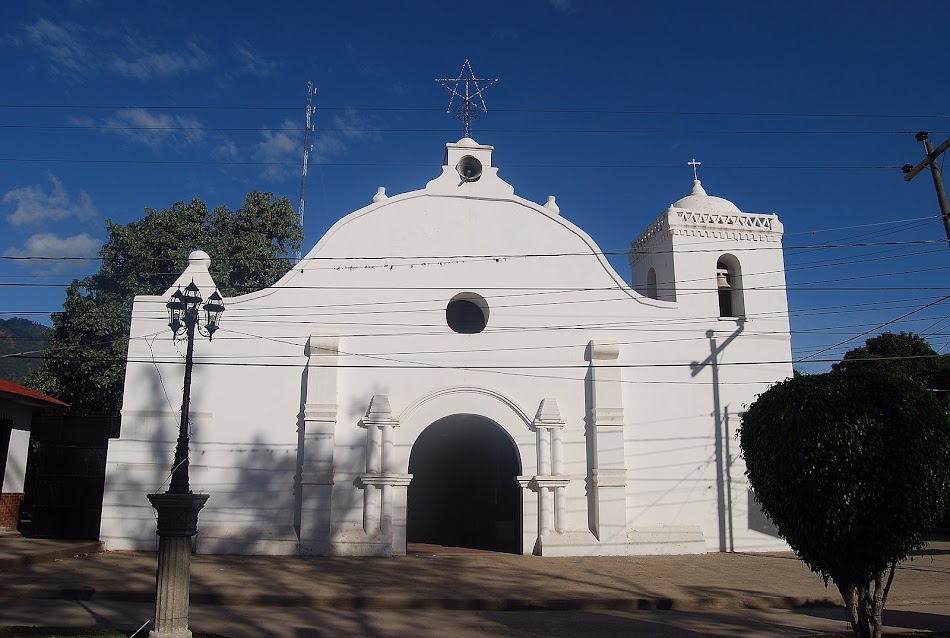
[740, 367, 950, 638]
[25, 192, 301, 415]
[833, 331, 950, 393]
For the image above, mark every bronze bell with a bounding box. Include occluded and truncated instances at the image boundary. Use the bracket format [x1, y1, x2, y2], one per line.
[717, 267, 732, 289]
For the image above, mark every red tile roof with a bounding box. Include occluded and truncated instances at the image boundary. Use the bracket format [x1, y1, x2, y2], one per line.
[0, 378, 69, 408]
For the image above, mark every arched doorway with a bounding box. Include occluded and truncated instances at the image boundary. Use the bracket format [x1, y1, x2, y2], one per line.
[407, 414, 521, 553]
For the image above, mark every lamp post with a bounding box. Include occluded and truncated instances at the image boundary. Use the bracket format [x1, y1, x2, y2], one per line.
[147, 279, 224, 638]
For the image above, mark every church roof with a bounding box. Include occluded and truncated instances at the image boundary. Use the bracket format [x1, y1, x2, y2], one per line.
[671, 179, 741, 214]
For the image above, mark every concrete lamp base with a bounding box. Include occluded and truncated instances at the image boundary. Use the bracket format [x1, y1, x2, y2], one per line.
[147, 492, 210, 638]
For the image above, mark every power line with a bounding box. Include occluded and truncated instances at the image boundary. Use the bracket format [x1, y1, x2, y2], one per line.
[1, 104, 948, 118]
[4, 123, 949, 136]
[2, 281, 950, 293]
[783, 215, 938, 236]
[798, 295, 950, 362]
[3, 350, 943, 371]
[0, 157, 907, 169]
[0, 237, 946, 263]
[1, 291, 940, 327]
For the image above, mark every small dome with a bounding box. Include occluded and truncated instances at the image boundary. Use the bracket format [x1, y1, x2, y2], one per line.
[456, 137, 479, 147]
[672, 180, 741, 214]
[188, 249, 211, 268]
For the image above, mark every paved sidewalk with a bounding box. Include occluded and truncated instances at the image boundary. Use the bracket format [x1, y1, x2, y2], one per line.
[2, 535, 950, 613]
[0, 529, 102, 571]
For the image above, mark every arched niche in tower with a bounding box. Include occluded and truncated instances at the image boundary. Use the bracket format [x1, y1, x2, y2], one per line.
[716, 254, 745, 319]
[646, 267, 659, 300]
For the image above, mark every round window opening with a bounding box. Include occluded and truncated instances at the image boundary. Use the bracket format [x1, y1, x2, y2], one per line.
[446, 293, 489, 334]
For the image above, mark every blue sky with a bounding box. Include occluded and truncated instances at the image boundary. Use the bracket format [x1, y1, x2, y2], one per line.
[2, 1, 949, 372]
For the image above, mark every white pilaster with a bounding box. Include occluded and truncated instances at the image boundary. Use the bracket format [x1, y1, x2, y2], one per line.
[588, 341, 627, 543]
[299, 335, 339, 551]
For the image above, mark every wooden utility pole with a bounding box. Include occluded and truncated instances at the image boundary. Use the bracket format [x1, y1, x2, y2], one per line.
[903, 131, 950, 246]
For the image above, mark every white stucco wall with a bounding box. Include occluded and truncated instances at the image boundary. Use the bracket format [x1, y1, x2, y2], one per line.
[2, 401, 33, 495]
[3, 429, 30, 493]
[102, 138, 791, 556]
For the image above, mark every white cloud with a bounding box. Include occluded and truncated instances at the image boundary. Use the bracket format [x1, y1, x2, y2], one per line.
[4, 232, 102, 259]
[108, 38, 212, 80]
[213, 138, 241, 161]
[71, 108, 206, 148]
[549, 0, 573, 13]
[330, 108, 381, 145]
[255, 119, 301, 179]
[4, 175, 98, 226]
[311, 133, 347, 163]
[235, 41, 278, 76]
[20, 18, 92, 76]
[249, 110, 381, 179]
[15, 18, 212, 81]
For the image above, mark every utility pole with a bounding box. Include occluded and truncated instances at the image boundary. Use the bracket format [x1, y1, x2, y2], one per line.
[902, 131, 950, 246]
[297, 81, 316, 264]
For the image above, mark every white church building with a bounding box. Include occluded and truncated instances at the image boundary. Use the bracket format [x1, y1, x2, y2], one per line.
[100, 136, 792, 556]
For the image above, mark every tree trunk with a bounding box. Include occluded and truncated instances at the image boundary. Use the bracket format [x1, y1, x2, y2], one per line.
[838, 585, 879, 638]
[870, 574, 885, 638]
[838, 583, 867, 638]
[837, 572, 892, 638]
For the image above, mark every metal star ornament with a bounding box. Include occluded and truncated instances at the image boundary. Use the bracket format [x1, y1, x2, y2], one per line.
[435, 59, 498, 138]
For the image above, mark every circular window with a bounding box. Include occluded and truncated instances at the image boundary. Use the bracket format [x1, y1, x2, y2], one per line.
[446, 293, 489, 334]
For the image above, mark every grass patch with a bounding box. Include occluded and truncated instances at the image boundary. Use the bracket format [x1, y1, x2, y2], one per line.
[0, 628, 231, 638]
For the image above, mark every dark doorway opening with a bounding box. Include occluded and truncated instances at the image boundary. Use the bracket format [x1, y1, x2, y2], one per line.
[407, 414, 521, 553]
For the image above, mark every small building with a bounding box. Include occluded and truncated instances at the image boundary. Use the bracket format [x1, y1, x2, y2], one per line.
[0, 378, 68, 529]
[102, 137, 791, 556]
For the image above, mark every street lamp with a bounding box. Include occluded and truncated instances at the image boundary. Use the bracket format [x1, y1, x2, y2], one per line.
[164, 281, 224, 494]
[147, 279, 224, 638]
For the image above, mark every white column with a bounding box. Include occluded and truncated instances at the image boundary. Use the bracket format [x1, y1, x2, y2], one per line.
[358, 395, 411, 551]
[363, 484, 379, 536]
[551, 427, 563, 475]
[531, 398, 570, 550]
[381, 483, 393, 536]
[381, 425, 394, 473]
[538, 427, 551, 476]
[539, 488, 552, 535]
[366, 423, 380, 474]
[555, 485, 566, 533]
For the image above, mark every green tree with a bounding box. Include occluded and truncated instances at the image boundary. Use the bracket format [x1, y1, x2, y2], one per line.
[739, 368, 950, 638]
[25, 192, 301, 415]
[833, 331, 950, 396]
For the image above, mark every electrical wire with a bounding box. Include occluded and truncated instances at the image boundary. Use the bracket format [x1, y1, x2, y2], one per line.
[1, 104, 948, 118]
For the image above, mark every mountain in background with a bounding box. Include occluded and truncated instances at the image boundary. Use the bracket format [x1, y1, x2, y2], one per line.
[0, 317, 50, 383]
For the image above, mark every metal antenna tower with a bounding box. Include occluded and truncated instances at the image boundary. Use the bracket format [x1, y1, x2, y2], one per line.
[297, 81, 316, 263]
[435, 60, 497, 138]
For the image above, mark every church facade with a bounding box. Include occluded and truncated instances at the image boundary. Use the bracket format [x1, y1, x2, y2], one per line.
[100, 137, 792, 556]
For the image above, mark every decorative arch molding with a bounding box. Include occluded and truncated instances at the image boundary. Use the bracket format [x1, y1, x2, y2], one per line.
[397, 386, 537, 555]
[397, 385, 533, 429]
[391, 386, 537, 482]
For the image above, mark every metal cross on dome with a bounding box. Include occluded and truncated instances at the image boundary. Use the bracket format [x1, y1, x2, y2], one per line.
[435, 59, 498, 138]
[688, 158, 702, 180]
